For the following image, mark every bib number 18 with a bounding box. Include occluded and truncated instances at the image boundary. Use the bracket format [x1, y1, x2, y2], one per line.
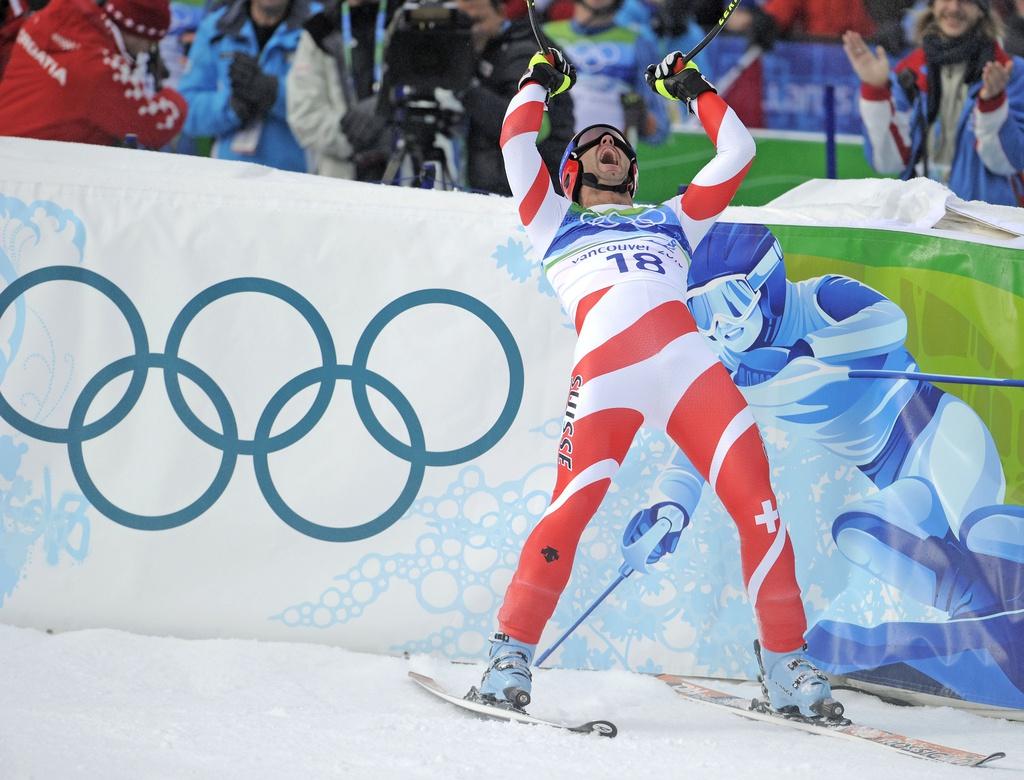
[608, 252, 666, 275]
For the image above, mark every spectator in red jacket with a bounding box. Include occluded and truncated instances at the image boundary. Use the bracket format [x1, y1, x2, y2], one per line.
[0, 0, 187, 148]
[727, 0, 877, 42]
[0, 0, 42, 77]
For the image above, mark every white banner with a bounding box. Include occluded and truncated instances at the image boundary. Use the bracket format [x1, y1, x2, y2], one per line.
[3, 139, 1023, 711]
[0, 138, 577, 661]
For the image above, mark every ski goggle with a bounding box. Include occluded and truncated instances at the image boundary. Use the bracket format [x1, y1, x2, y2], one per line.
[685, 276, 760, 333]
[573, 126, 634, 159]
[684, 240, 783, 333]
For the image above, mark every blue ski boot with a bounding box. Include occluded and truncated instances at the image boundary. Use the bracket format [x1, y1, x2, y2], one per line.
[754, 640, 845, 721]
[476, 632, 536, 710]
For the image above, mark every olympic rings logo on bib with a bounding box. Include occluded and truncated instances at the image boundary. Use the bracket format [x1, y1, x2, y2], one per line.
[579, 209, 668, 230]
[0, 266, 524, 543]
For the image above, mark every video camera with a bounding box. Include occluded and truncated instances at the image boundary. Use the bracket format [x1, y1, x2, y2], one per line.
[377, 0, 477, 189]
[382, 0, 476, 94]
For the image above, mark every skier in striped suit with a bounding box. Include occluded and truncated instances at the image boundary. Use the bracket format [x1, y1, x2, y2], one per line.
[478, 48, 839, 719]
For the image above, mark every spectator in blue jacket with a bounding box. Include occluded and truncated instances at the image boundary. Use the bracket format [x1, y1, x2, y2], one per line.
[544, 0, 670, 144]
[178, 0, 314, 171]
[617, 0, 708, 72]
[843, 0, 1024, 206]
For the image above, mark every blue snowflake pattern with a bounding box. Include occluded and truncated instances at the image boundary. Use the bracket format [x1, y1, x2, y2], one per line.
[0, 436, 91, 604]
[273, 422, 759, 675]
[274, 412, 889, 679]
[490, 230, 556, 299]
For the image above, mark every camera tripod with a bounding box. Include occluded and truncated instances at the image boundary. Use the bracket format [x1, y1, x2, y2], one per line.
[381, 95, 462, 190]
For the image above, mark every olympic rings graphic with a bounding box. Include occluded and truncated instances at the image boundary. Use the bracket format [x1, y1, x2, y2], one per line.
[579, 209, 668, 230]
[0, 266, 524, 542]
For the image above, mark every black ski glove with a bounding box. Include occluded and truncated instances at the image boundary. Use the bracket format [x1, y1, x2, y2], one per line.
[645, 51, 716, 103]
[517, 48, 575, 97]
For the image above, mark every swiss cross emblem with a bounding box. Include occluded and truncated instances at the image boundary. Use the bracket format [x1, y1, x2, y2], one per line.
[754, 501, 779, 534]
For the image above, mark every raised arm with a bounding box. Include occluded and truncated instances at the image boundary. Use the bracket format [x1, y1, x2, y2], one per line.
[841, 32, 914, 175]
[646, 52, 756, 251]
[501, 51, 575, 255]
[973, 56, 1024, 178]
[87, 52, 187, 149]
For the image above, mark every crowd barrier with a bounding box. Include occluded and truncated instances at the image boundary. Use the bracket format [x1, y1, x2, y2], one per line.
[0, 138, 1021, 713]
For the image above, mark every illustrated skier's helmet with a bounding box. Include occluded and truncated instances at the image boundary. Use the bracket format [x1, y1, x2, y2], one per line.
[559, 124, 639, 203]
[685, 223, 786, 335]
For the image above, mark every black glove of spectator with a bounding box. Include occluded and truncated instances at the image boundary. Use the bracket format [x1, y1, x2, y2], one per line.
[229, 52, 278, 124]
[747, 6, 778, 51]
[340, 96, 388, 152]
[621, 91, 647, 137]
[228, 52, 261, 89]
[518, 49, 575, 97]
[146, 47, 169, 89]
[652, 0, 697, 40]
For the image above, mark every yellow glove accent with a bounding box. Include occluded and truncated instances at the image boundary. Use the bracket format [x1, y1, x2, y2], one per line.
[655, 81, 674, 100]
[527, 52, 550, 69]
[525, 51, 572, 97]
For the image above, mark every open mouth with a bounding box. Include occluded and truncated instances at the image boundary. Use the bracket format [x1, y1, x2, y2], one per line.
[598, 148, 619, 166]
[717, 323, 744, 342]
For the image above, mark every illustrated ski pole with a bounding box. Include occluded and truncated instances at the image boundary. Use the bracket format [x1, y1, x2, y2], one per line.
[534, 568, 630, 667]
[535, 507, 685, 666]
[848, 369, 1024, 388]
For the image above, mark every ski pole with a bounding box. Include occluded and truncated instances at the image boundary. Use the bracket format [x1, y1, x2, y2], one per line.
[524, 0, 552, 54]
[848, 369, 1024, 388]
[682, 0, 742, 63]
[534, 513, 678, 666]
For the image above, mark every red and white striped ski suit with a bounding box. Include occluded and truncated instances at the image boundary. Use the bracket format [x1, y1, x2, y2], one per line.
[497, 83, 808, 653]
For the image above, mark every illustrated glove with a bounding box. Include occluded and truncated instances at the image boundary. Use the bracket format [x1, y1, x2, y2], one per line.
[518, 48, 575, 97]
[645, 51, 716, 103]
[733, 346, 791, 387]
[742, 356, 848, 410]
[621, 501, 689, 573]
[229, 52, 278, 123]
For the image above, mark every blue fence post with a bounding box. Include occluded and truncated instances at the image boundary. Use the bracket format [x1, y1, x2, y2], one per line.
[824, 84, 837, 179]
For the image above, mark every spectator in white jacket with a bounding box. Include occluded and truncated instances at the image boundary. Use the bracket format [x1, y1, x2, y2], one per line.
[286, 0, 385, 179]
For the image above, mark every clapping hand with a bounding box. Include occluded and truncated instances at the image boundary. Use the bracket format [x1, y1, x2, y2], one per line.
[980, 59, 1013, 100]
[841, 30, 890, 89]
[228, 52, 278, 125]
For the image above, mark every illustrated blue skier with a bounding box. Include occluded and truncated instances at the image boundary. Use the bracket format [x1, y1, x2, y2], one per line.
[635, 221, 1024, 704]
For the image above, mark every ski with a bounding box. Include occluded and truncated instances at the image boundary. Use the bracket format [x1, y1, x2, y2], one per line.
[658, 675, 1006, 768]
[408, 671, 617, 737]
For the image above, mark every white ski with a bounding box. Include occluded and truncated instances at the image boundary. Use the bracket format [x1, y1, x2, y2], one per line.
[408, 671, 617, 737]
[658, 674, 1006, 768]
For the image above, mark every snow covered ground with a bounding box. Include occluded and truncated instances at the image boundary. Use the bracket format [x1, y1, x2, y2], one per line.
[1, 623, 1021, 779]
